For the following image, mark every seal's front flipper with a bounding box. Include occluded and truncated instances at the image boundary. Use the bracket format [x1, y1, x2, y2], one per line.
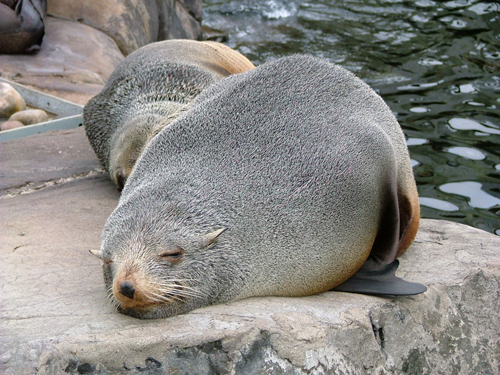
[332, 259, 427, 296]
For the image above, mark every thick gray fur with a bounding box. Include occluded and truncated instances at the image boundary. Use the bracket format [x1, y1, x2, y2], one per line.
[100, 55, 420, 319]
[83, 41, 238, 189]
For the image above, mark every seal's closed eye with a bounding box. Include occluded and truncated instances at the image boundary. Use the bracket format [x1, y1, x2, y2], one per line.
[160, 248, 184, 263]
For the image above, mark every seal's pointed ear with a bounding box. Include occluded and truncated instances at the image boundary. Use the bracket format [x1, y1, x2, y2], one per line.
[200, 227, 227, 249]
[89, 249, 104, 260]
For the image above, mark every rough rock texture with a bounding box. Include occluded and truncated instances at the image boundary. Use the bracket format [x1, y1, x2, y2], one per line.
[0, 17, 124, 105]
[179, 0, 203, 21]
[1, 128, 499, 375]
[47, 0, 203, 56]
[0, 127, 102, 195]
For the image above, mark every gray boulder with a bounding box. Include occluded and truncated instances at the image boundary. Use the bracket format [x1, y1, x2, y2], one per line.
[167, 0, 202, 40]
[0, 128, 499, 375]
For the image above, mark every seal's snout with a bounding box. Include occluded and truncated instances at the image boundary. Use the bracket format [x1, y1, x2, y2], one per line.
[112, 267, 154, 309]
[114, 169, 126, 191]
[119, 281, 135, 299]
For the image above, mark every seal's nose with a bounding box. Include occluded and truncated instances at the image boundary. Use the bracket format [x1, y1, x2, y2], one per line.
[119, 281, 135, 299]
[115, 170, 125, 191]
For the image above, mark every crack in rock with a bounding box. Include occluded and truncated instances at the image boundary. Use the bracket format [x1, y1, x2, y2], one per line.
[0, 168, 105, 199]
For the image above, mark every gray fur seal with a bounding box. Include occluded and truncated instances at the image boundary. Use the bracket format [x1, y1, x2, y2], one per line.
[91, 55, 425, 319]
[83, 40, 255, 190]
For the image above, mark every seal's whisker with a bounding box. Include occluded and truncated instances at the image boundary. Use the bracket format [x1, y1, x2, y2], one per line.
[143, 291, 171, 303]
[158, 290, 204, 301]
[106, 285, 122, 309]
[155, 284, 206, 299]
[145, 290, 183, 303]
[147, 280, 207, 301]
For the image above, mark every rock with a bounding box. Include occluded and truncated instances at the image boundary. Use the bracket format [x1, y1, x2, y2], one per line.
[47, 0, 159, 56]
[178, 0, 203, 21]
[9, 109, 49, 125]
[0, 82, 26, 118]
[0, 1, 204, 105]
[0, 127, 101, 195]
[0, 127, 499, 374]
[47, 0, 203, 56]
[166, 0, 202, 40]
[0, 120, 24, 131]
[0, 17, 124, 105]
[202, 24, 228, 42]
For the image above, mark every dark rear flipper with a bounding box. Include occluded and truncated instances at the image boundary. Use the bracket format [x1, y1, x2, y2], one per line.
[332, 258, 427, 296]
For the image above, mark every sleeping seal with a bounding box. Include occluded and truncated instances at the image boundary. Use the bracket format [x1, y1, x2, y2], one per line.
[83, 39, 255, 189]
[91, 54, 425, 319]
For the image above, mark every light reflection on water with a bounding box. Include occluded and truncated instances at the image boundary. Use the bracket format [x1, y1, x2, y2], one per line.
[440, 181, 500, 209]
[420, 197, 459, 212]
[447, 146, 486, 160]
[202, 0, 500, 235]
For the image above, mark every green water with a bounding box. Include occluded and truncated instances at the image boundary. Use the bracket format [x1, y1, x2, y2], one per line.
[202, 0, 500, 235]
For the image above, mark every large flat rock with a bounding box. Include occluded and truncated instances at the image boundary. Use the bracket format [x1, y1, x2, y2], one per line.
[1, 130, 499, 374]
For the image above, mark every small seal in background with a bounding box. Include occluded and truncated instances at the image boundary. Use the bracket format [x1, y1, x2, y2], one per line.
[83, 39, 255, 190]
[91, 54, 425, 319]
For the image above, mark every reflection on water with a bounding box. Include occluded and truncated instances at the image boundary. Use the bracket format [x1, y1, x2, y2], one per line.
[420, 197, 459, 212]
[440, 181, 500, 209]
[448, 118, 500, 135]
[446, 146, 486, 160]
[202, 0, 500, 235]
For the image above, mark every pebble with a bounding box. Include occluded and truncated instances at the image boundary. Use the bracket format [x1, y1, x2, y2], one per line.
[0, 120, 24, 131]
[0, 82, 26, 118]
[9, 109, 49, 125]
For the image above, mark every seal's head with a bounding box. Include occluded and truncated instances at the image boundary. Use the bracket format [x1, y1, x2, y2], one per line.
[108, 120, 150, 190]
[90, 209, 228, 319]
[108, 104, 189, 190]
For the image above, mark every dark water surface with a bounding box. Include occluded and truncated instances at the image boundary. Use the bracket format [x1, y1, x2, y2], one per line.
[202, 0, 500, 235]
